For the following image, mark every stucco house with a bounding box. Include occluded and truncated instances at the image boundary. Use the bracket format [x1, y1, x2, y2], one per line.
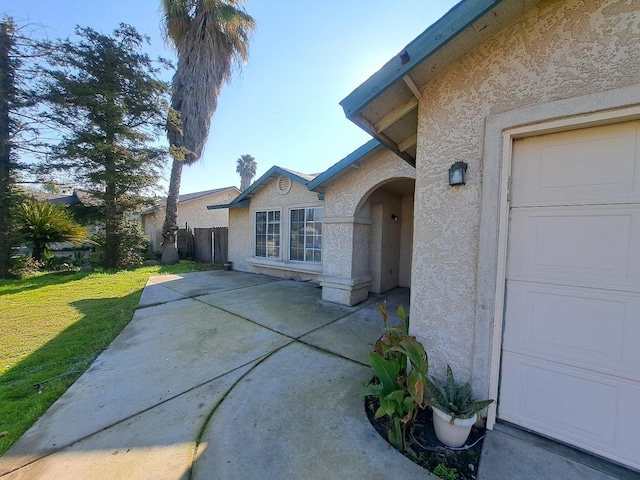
[337, 0, 639, 471]
[211, 0, 639, 470]
[142, 187, 240, 253]
[209, 145, 416, 302]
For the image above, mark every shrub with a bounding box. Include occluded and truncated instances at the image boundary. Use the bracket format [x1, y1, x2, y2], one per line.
[7, 255, 42, 278]
[91, 218, 149, 269]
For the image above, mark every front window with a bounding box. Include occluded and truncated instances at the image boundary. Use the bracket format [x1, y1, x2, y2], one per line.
[255, 210, 280, 258]
[290, 207, 322, 263]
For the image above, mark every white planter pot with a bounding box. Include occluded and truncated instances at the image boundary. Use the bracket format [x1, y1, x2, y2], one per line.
[432, 406, 476, 448]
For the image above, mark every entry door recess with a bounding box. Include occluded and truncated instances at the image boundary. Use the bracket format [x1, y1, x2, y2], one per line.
[499, 121, 640, 470]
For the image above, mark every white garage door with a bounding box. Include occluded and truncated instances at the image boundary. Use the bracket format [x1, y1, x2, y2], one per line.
[499, 121, 640, 470]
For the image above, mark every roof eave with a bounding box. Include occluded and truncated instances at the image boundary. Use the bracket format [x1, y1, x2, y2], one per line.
[221, 166, 313, 208]
[207, 199, 250, 210]
[307, 139, 382, 191]
[340, 0, 506, 118]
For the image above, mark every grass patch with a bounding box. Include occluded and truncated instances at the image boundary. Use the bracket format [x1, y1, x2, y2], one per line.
[0, 261, 220, 455]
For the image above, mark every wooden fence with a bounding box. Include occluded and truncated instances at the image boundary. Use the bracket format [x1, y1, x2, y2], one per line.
[177, 227, 228, 264]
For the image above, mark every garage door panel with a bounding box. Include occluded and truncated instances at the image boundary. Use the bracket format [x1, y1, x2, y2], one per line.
[511, 121, 640, 206]
[499, 355, 640, 470]
[507, 206, 640, 290]
[501, 122, 640, 470]
[503, 281, 640, 380]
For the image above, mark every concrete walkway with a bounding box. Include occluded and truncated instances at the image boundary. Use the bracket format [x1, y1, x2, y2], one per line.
[0, 271, 632, 479]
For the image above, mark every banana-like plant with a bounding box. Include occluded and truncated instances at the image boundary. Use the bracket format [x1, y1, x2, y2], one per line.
[360, 302, 428, 451]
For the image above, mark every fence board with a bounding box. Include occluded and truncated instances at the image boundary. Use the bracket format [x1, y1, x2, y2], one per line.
[213, 227, 228, 264]
[177, 229, 194, 258]
[193, 228, 213, 263]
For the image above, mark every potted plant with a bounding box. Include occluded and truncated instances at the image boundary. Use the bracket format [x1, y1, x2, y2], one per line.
[425, 365, 494, 448]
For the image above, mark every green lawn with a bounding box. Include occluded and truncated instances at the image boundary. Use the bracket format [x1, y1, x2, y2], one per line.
[0, 261, 220, 456]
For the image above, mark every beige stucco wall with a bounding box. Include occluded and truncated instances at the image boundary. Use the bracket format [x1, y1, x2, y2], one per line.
[227, 176, 323, 281]
[399, 195, 413, 288]
[143, 190, 238, 253]
[411, 0, 640, 392]
[227, 152, 415, 301]
[320, 148, 415, 304]
[366, 190, 402, 294]
[227, 207, 252, 272]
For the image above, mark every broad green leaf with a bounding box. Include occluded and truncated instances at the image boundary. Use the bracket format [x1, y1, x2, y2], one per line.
[387, 389, 406, 404]
[379, 395, 396, 417]
[398, 338, 427, 373]
[370, 352, 400, 392]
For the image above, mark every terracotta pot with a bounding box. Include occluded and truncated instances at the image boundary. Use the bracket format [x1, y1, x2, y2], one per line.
[431, 406, 476, 448]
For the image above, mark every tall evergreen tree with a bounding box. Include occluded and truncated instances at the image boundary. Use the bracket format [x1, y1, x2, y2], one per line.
[0, 19, 40, 277]
[160, 0, 256, 264]
[39, 25, 169, 268]
[0, 20, 15, 276]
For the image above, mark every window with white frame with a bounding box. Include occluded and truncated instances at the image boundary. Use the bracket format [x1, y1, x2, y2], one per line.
[290, 207, 322, 263]
[255, 210, 280, 258]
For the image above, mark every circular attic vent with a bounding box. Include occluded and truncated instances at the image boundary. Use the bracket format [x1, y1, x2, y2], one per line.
[277, 175, 292, 195]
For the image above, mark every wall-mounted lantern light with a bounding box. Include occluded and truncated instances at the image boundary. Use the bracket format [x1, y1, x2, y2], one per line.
[449, 161, 468, 186]
[391, 214, 399, 223]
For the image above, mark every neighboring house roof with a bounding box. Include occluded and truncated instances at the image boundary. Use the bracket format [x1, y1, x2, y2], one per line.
[142, 186, 240, 215]
[71, 190, 102, 207]
[27, 189, 101, 207]
[208, 166, 317, 210]
[28, 190, 78, 205]
[340, 0, 542, 165]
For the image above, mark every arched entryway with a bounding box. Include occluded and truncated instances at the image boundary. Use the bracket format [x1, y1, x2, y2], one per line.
[356, 178, 415, 294]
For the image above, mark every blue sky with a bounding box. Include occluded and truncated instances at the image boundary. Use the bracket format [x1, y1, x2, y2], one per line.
[4, 0, 459, 194]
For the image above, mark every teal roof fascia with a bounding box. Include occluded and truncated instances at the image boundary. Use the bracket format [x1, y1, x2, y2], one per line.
[210, 165, 312, 211]
[307, 139, 381, 191]
[339, 0, 506, 118]
[207, 199, 250, 210]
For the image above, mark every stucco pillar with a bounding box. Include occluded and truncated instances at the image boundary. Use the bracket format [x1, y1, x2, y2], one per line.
[319, 217, 371, 306]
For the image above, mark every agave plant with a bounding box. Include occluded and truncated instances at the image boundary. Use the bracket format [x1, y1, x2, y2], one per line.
[425, 365, 494, 421]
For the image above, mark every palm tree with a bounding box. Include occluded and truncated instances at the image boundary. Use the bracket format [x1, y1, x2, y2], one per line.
[160, 0, 256, 264]
[14, 199, 87, 261]
[236, 154, 256, 191]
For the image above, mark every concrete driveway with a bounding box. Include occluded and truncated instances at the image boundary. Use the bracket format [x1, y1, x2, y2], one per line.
[0, 271, 629, 479]
[0, 271, 428, 479]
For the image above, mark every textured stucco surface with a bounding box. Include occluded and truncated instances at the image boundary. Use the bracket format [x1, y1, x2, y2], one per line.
[320, 148, 415, 303]
[322, 149, 415, 218]
[142, 190, 238, 253]
[410, 0, 640, 393]
[227, 176, 323, 281]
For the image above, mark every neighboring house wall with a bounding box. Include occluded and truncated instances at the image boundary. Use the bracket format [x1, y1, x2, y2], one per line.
[320, 148, 415, 305]
[410, 0, 640, 396]
[228, 177, 323, 282]
[143, 190, 238, 253]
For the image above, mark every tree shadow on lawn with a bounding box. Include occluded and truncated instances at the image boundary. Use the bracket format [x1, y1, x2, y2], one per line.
[0, 271, 93, 296]
[0, 289, 142, 456]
